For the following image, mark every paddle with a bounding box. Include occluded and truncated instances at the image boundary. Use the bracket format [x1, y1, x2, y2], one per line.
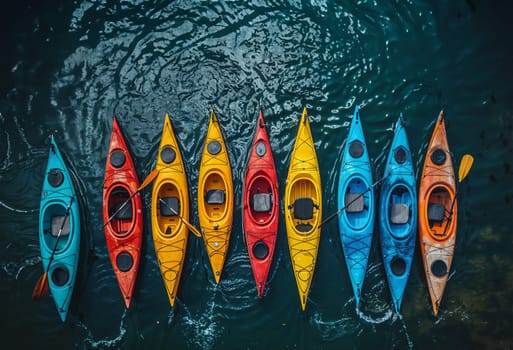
[103, 168, 159, 227]
[32, 197, 74, 300]
[441, 154, 474, 235]
[158, 198, 202, 237]
[318, 177, 385, 229]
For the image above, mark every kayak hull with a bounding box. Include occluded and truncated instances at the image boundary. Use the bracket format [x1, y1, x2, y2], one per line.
[418, 110, 457, 316]
[337, 106, 374, 307]
[102, 116, 143, 308]
[198, 110, 234, 283]
[151, 114, 190, 306]
[39, 135, 80, 322]
[242, 110, 279, 298]
[379, 116, 417, 313]
[284, 107, 322, 311]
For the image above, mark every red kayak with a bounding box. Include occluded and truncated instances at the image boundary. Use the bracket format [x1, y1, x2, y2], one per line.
[242, 110, 279, 297]
[102, 116, 143, 308]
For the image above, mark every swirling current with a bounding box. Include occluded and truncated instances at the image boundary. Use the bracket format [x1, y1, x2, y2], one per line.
[1, 1, 512, 349]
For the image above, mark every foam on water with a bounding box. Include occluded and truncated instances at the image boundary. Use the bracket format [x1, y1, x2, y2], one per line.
[2, 255, 41, 280]
[179, 297, 224, 350]
[309, 308, 359, 341]
[0, 200, 38, 213]
[79, 309, 128, 349]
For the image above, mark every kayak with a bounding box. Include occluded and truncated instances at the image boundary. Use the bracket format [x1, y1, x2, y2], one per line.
[337, 105, 375, 307]
[151, 114, 190, 306]
[102, 116, 143, 308]
[198, 110, 234, 283]
[242, 109, 279, 298]
[284, 107, 322, 311]
[418, 110, 457, 316]
[379, 115, 417, 313]
[39, 135, 80, 322]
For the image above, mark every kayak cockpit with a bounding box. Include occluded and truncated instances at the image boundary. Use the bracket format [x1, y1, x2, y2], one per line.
[42, 203, 72, 252]
[202, 172, 228, 221]
[387, 185, 414, 239]
[156, 182, 184, 236]
[288, 178, 320, 234]
[343, 177, 371, 229]
[247, 173, 274, 225]
[108, 186, 134, 236]
[426, 185, 454, 239]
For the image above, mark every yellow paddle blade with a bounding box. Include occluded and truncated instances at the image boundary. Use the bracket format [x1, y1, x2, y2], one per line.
[458, 154, 474, 182]
[138, 168, 159, 191]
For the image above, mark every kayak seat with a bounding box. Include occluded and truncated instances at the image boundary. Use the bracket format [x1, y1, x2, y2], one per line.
[428, 203, 445, 222]
[252, 193, 272, 212]
[291, 197, 315, 220]
[160, 197, 179, 216]
[51, 215, 70, 237]
[345, 193, 364, 213]
[206, 189, 225, 205]
[113, 201, 133, 220]
[390, 203, 409, 224]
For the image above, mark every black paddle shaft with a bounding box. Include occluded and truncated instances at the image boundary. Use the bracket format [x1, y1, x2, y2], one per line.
[441, 195, 457, 236]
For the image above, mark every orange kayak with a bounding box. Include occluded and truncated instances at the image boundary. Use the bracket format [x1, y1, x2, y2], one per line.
[418, 110, 457, 316]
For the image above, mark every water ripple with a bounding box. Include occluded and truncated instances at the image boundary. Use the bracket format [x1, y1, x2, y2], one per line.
[2, 0, 511, 348]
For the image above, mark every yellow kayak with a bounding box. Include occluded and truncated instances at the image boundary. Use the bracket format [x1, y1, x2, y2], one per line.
[151, 114, 190, 306]
[198, 110, 234, 283]
[284, 107, 322, 311]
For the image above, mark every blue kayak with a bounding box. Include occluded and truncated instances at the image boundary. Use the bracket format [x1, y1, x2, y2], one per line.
[38, 136, 80, 322]
[379, 115, 417, 313]
[337, 106, 375, 307]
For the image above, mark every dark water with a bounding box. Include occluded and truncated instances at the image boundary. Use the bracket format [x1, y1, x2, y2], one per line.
[1, 1, 512, 349]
